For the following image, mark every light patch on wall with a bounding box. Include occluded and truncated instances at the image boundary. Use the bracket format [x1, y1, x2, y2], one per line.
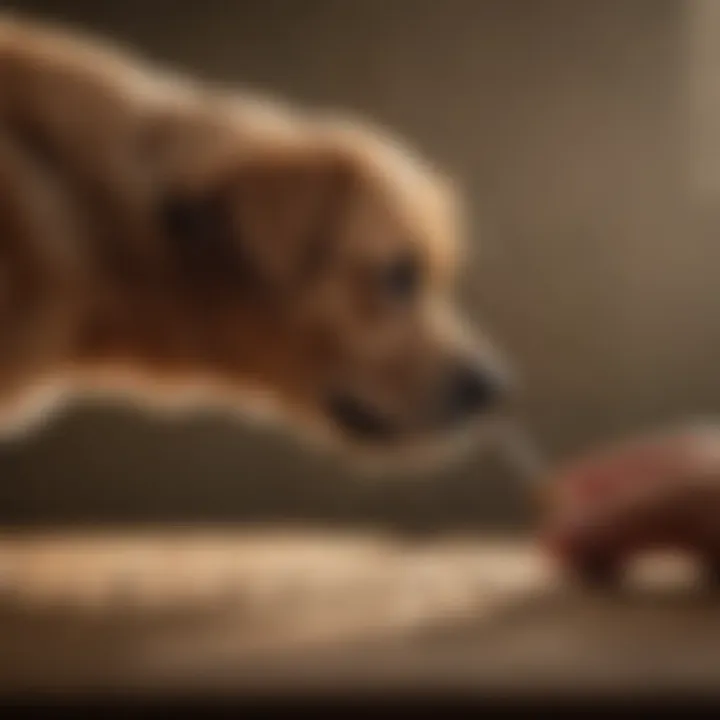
[685, 0, 720, 200]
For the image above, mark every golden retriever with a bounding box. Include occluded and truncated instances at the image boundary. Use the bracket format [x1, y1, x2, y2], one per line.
[0, 14, 510, 462]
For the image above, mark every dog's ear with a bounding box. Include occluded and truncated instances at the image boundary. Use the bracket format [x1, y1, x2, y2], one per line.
[161, 180, 246, 290]
[161, 146, 357, 295]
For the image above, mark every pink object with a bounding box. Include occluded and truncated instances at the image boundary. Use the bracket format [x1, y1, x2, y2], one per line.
[540, 424, 720, 585]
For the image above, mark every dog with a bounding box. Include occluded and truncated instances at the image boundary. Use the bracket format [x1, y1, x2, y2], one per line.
[0, 14, 511, 464]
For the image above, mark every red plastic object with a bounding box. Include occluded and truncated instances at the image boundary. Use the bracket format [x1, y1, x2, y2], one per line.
[539, 425, 720, 586]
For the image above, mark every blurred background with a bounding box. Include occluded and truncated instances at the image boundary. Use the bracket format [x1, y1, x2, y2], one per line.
[2, 0, 715, 535]
[2, 0, 720, 697]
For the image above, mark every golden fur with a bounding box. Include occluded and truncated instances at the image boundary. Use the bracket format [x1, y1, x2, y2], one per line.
[0, 14, 505, 455]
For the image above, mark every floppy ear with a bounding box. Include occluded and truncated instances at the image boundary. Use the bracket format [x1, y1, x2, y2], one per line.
[161, 180, 247, 291]
[161, 147, 356, 295]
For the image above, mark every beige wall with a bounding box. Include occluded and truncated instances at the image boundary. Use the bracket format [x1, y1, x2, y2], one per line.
[1, 0, 714, 533]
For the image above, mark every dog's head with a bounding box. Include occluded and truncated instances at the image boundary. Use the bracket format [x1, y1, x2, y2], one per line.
[162, 119, 511, 457]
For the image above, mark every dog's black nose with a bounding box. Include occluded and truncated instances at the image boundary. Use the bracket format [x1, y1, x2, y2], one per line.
[443, 362, 507, 421]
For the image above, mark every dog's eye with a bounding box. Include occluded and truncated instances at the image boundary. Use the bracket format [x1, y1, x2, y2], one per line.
[380, 254, 420, 301]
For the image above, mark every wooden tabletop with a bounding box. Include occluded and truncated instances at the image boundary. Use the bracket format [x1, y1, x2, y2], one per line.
[0, 528, 719, 697]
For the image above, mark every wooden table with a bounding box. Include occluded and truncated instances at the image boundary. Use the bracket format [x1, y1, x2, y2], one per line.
[0, 529, 719, 698]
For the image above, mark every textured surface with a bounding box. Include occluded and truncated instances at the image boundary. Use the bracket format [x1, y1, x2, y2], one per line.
[0, 530, 718, 696]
